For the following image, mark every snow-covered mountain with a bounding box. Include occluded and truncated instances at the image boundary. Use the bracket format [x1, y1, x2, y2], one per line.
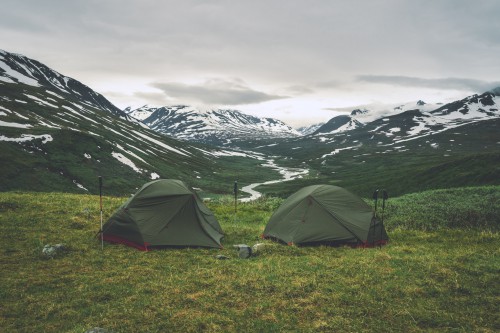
[0, 49, 129, 120]
[298, 89, 500, 157]
[310, 97, 493, 138]
[351, 100, 443, 124]
[126, 105, 301, 146]
[359, 91, 500, 145]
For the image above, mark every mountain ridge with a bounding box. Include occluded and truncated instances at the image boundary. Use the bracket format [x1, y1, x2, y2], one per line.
[126, 104, 301, 146]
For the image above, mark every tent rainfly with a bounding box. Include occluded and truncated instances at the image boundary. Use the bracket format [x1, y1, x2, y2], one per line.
[101, 179, 224, 250]
[262, 185, 388, 247]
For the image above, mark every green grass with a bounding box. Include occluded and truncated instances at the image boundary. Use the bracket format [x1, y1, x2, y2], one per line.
[1, 187, 499, 332]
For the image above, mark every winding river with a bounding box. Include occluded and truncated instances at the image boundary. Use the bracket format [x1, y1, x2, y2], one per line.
[239, 159, 309, 202]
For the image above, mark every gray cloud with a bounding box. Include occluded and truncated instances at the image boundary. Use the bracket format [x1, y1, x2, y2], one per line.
[283, 85, 315, 95]
[132, 92, 169, 106]
[1, 0, 499, 121]
[322, 108, 352, 113]
[151, 78, 288, 105]
[357, 75, 500, 93]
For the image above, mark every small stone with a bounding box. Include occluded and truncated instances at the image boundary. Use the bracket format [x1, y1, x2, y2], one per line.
[215, 255, 230, 260]
[42, 244, 66, 258]
[233, 244, 252, 259]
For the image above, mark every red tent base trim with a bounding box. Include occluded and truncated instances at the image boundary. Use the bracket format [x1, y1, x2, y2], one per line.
[101, 234, 150, 251]
[100, 234, 224, 251]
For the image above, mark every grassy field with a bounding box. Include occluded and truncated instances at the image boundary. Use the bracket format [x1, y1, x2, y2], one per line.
[0, 187, 499, 332]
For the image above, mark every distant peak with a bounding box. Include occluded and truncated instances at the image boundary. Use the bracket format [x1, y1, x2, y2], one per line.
[490, 86, 500, 96]
[351, 108, 369, 116]
[416, 100, 426, 106]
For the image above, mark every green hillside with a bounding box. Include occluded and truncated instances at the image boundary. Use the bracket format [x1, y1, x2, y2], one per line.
[0, 82, 283, 196]
[240, 118, 500, 198]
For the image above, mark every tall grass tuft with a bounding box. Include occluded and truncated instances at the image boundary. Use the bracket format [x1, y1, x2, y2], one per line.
[383, 186, 500, 230]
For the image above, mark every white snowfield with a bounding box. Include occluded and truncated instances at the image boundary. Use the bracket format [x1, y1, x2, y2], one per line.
[111, 151, 144, 173]
[0, 120, 33, 128]
[0, 57, 40, 87]
[0, 133, 53, 143]
[321, 145, 360, 159]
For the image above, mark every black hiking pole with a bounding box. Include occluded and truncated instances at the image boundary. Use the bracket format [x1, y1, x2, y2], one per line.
[381, 190, 388, 222]
[380, 190, 388, 248]
[372, 189, 379, 218]
[371, 189, 379, 247]
[99, 176, 103, 250]
[233, 180, 238, 222]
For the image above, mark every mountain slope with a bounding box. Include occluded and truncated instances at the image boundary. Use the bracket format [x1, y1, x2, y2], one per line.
[126, 105, 301, 146]
[0, 50, 281, 195]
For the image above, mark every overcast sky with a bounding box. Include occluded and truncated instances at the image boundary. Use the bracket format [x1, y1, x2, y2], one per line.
[2, 0, 500, 127]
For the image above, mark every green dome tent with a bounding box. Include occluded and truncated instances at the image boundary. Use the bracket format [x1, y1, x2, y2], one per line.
[101, 179, 224, 250]
[262, 185, 388, 247]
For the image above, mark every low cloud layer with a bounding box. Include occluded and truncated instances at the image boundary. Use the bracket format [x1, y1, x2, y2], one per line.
[357, 75, 500, 93]
[1, 0, 499, 125]
[151, 78, 287, 105]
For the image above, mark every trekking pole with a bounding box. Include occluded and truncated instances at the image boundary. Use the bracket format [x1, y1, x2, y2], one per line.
[99, 176, 103, 250]
[233, 180, 238, 222]
[371, 189, 379, 247]
[380, 190, 388, 248]
[372, 189, 379, 218]
[381, 190, 388, 223]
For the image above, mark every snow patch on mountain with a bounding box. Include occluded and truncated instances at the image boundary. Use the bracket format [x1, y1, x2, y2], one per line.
[0, 133, 53, 143]
[0, 120, 33, 128]
[348, 100, 443, 124]
[112, 152, 144, 173]
[0, 58, 40, 87]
